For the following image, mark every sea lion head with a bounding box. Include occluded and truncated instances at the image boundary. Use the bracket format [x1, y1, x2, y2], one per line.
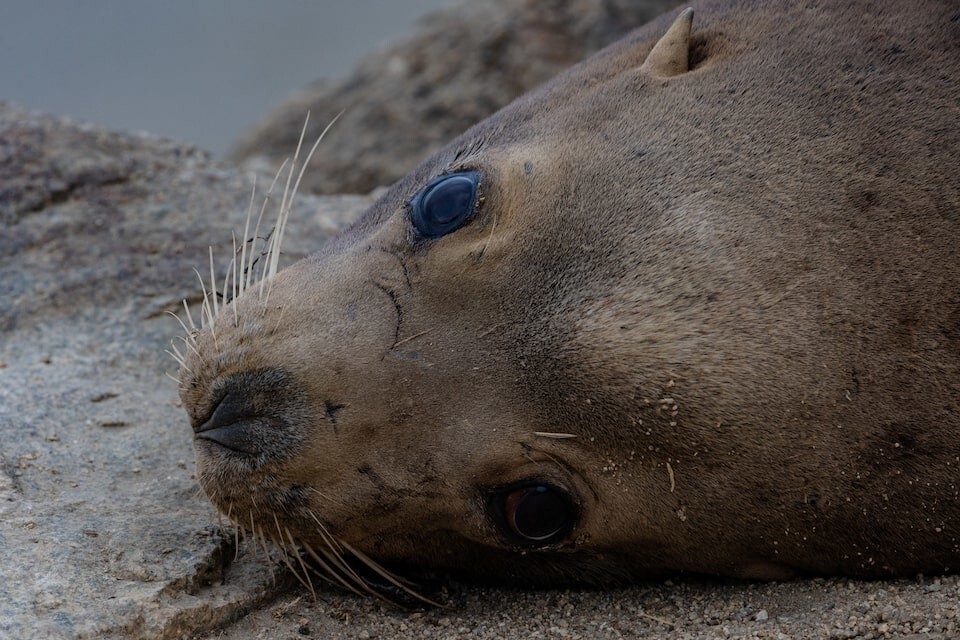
[178, 10, 701, 593]
[177, 0, 960, 597]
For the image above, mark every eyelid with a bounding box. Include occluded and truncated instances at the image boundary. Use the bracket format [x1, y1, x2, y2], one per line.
[403, 167, 476, 209]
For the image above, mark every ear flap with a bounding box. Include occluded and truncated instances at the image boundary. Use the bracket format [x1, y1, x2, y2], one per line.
[640, 8, 694, 78]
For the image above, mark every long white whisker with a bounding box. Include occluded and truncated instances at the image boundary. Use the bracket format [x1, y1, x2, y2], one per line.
[307, 511, 345, 554]
[179, 334, 201, 358]
[270, 114, 309, 282]
[301, 511, 380, 597]
[234, 520, 242, 563]
[252, 158, 289, 297]
[166, 311, 199, 354]
[181, 299, 198, 334]
[300, 541, 367, 597]
[167, 339, 185, 362]
[221, 254, 235, 326]
[208, 247, 220, 320]
[231, 230, 239, 315]
[315, 538, 372, 595]
[253, 518, 273, 566]
[193, 268, 214, 332]
[270, 516, 313, 595]
[194, 272, 218, 349]
[284, 526, 317, 599]
[240, 177, 256, 299]
[305, 511, 438, 606]
[165, 352, 187, 372]
[264, 112, 342, 304]
[290, 111, 343, 211]
[340, 539, 444, 608]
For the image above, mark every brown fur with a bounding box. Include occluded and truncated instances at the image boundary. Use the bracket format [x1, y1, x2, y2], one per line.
[179, 0, 960, 589]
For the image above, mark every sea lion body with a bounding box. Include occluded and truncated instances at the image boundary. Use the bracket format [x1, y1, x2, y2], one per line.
[179, 0, 960, 589]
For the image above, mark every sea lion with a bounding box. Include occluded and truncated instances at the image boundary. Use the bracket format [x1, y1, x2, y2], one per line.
[176, 0, 960, 598]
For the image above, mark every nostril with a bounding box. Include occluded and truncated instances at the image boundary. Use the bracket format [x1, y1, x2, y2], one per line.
[196, 391, 251, 434]
[195, 391, 262, 454]
[196, 421, 262, 454]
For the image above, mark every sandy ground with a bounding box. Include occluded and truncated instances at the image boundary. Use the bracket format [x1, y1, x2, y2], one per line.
[200, 561, 958, 639]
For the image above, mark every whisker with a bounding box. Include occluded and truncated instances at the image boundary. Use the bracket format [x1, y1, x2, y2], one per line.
[208, 247, 220, 320]
[300, 541, 367, 598]
[234, 522, 242, 563]
[391, 328, 433, 349]
[264, 112, 342, 305]
[307, 511, 345, 555]
[167, 313, 202, 356]
[180, 333, 201, 359]
[251, 514, 271, 563]
[303, 486, 347, 509]
[192, 268, 216, 339]
[168, 339, 187, 363]
[239, 177, 256, 299]
[269, 114, 308, 284]
[220, 250, 235, 311]
[339, 539, 445, 608]
[270, 515, 293, 567]
[181, 299, 199, 334]
[302, 511, 384, 599]
[165, 347, 185, 368]
[255, 159, 290, 299]
[307, 513, 439, 606]
[284, 526, 317, 600]
[271, 516, 314, 594]
[166, 311, 191, 341]
[231, 230, 240, 325]
[289, 111, 343, 218]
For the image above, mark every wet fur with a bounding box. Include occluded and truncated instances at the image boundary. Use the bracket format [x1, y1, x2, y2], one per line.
[179, 0, 960, 593]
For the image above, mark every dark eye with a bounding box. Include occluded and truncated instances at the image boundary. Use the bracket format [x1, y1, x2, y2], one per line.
[499, 484, 575, 544]
[410, 171, 481, 238]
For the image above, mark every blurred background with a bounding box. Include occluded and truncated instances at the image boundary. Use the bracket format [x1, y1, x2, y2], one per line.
[0, 1, 457, 155]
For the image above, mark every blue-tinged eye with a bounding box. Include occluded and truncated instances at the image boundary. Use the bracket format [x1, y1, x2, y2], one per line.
[410, 171, 481, 238]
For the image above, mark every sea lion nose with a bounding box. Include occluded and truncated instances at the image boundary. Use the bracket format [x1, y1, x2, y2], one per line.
[194, 389, 264, 454]
[187, 369, 305, 460]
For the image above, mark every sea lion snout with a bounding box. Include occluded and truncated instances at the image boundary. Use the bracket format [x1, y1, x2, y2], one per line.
[180, 252, 404, 459]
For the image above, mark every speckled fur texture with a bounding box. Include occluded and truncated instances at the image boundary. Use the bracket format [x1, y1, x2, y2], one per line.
[179, 0, 959, 595]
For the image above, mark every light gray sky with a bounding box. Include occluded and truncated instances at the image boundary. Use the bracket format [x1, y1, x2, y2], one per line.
[0, 1, 458, 155]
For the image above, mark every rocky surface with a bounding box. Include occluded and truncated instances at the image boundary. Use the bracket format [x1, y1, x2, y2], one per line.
[228, 0, 683, 195]
[0, 101, 371, 638]
[207, 576, 959, 639]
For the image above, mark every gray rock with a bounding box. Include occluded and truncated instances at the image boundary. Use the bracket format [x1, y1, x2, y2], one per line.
[0, 101, 369, 639]
[228, 0, 683, 194]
